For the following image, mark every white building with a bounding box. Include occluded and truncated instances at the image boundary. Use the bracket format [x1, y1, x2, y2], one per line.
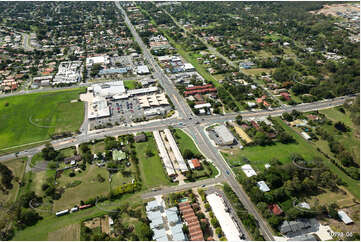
[52, 61, 82, 85]
[301, 131, 311, 140]
[164, 129, 188, 173]
[86, 55, 109, 67]
[214, 125, 235, 145]
[241, 164, 257, 177]
[257, 181, 270, 192]
[137, 65, 150, 75]
[153, 130, 176, 176]
[91, 80, 126, 97]
[88, 96, 110, 119]
[338, 210, 353, 225]
[206, 193, 244, 241]
[183, 63, 195, 72]
[194, 103, 211, 109]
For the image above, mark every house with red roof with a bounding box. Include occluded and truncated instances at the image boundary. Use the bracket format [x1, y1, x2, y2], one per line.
[269, 204, 283, 216]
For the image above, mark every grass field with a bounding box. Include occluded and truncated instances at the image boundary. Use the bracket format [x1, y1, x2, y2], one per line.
[135, 132, 172, 189]
[54, 165, 110, 210]
[0, 158, 26, 203]
[222, 118, 324, 170]
[48, 223, 80, 241]
[319, 108, 360, 163]
[0, 88, 85, 150]
[222, 118, 360, 198]
[174, 129, 202, 157]
[89, 141, 106, 154]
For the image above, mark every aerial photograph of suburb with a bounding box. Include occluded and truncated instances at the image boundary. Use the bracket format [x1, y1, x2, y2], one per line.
[0, 1, 359, 241]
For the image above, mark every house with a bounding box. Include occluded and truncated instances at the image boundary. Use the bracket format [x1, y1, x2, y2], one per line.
[338, 210, 353, 225]
[280, 92, 291, 101]
[64, 155, 82, 164]
[269, 204, 283, 215]
[257, 181, 270, 192]
[134, 133, 146, 143]
[241, 164, 257, 177]
[301, 132, 311, 140]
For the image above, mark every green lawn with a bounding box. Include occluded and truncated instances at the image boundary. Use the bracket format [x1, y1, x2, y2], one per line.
[30, 152, 44, 167]
[0, 88, 85, 150]
[54, 165, 110, 210]
[222, 118, 321, 169]
[89, 141, 105, 154]
[174, 129, 202, 157]
[0, 158, 26, 203]
[123, 80, 139, 90]
[135, 132, 172, 189]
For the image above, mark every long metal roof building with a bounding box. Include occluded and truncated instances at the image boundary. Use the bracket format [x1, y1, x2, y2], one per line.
[164, 129, 188, 172]
[153, 130, 176, 176]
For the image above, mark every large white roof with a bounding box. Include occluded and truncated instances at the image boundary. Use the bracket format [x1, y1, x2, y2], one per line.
[214, 125, 235, 145]
[164, 129, 188, 172]
[207, 193, 243, 241]
[241, 164, 257, 177]
[153, 130, 176, 176]
[92, 80, 126, 97]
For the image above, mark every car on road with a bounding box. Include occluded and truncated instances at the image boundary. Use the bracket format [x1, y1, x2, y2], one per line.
[226, 170, 230, 175]
[201, 184, 206, 188]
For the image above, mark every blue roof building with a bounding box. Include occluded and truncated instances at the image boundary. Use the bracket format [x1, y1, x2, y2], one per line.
[99, 67, 129, 75]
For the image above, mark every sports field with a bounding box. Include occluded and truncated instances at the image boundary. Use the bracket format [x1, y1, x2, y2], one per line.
[0, 88, 85, 150]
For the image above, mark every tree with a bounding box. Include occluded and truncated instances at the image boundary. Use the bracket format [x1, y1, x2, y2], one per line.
[236, 114, 243, 125]
[215, 227, 223, 236]
[334, 121, 348, 132]
[136, 222, 153, 240]
[183, 149, 194, 159]
[145, 149, 153, 157]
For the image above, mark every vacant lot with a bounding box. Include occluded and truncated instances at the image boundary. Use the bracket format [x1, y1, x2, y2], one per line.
[136, 132, 172, 189]
[222, 118, 323, 171]
[48, 223, 80, 241]
[54, 165, 110, 210]
[0, 88, 85, 150]
[0, 158, 26, 203]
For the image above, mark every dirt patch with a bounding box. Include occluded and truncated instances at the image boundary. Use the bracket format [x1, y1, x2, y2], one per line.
[84, 216, 111, 234]
[310, 4, 360, 17]
[48, 223, 80, 241]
